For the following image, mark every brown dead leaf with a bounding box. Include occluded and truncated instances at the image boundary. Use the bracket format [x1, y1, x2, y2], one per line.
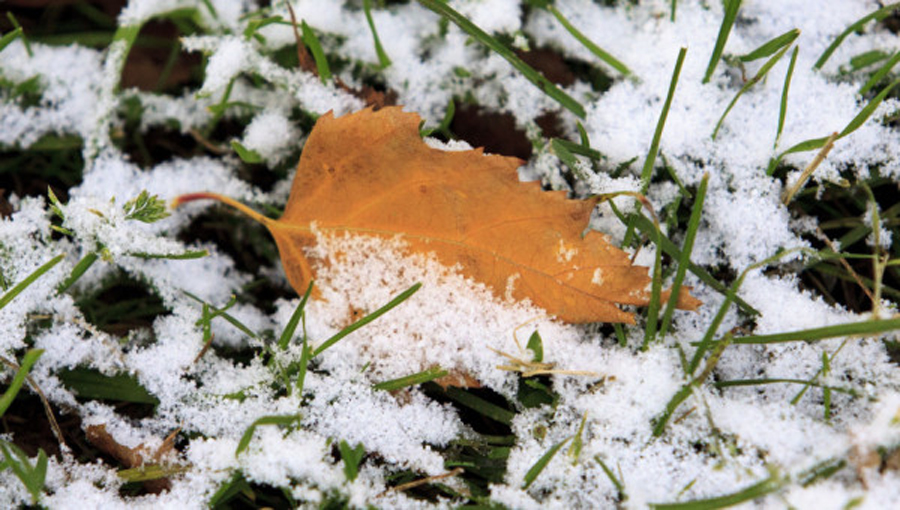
[175, 107, 700, 323]
[86, 424, 180, 493]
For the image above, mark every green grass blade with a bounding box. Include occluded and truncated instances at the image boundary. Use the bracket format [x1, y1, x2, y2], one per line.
[595, 456, 626, 499]
[236, 414, 302, 456]
[230, 140, 264, 164]
[712, 42, 793, 140]
[651, 383, 693, 437]
[730, 316, 900, 345]
[859, 50, 900, 95]
[58, 368, 159, 404]
[739, 28, 799, 62]
[56, 252, 99, 295]
[374, 367, 449, 391]
[418, 0, 586, 118]
[295, 338, 311, 395]
[31, 449, 48, 501]
[797, 458, 847, 487]
[714, 378, 859, 396]
[552, 138, 604, 160]
[209, 473, 253, 507]
[546, 5, 633, 77]
[338, 440, 365, 481]
[768, 78, 900, 174]
[616, 210, 758, 315]
[0, 441, 45, 503]
[522, 438, 570, 489]
[363, 0, 391, 69]
[774, 46, 798, 150]
[624, 47, 685, 245]
[118, 463, 191, 482]
[526, 330, 543, 363]
[184, 291, 260, 340]
[278, 281, 314, 350]
[313, 283, 421, 356]
[702, 0, 741, 83]
[4, 13, 31, 57]
[815, 2, 900, 70]
[650, 473, 782, 509]
[654, 335, 731, 437]
[301, 21, 332, 82]
[0, 349, 44, 418]
[659, 173, 708, 338]
[0, 254, 65, 311]
[688, 248, 808, 374]
[0, 27, 23, 53]
[550, 139, 589, 180]
[126, 249, 209, 260]
[443, 386, 514, 425]
[641, 223, 664, 349]
[641, 47, 686, 191]
[838, 79, 900, 135]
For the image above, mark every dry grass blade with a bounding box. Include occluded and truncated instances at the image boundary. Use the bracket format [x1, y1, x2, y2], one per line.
[782, 132, 839, 204]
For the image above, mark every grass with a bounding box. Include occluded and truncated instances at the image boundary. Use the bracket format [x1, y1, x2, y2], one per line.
[1, 1, 900, 508]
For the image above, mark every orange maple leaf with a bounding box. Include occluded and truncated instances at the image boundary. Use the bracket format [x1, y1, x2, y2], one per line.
[175, 107, 699, 323]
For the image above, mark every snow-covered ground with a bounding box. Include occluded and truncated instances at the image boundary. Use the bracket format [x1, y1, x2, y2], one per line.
[1, 0, 899, 507]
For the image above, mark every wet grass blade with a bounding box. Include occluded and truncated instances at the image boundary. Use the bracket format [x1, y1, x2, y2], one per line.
[418, 0, 585, 118]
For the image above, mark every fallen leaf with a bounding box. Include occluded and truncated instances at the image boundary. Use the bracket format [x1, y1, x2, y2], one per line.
[175, 107, 699, 323]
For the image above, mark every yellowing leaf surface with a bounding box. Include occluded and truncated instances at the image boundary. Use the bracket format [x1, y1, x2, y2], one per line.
[176, 107, 699, 323]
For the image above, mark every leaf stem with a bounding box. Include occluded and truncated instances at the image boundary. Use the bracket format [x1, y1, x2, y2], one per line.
[172, 193, 274, 227]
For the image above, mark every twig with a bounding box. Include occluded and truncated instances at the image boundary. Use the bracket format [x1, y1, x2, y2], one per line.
[189, 129, 228, 154]
[284, 2, 317, 75]
[782, 131, 838, 205]
[378, 467, 464, 496]
[489, 347, 599, 378]
[0, 355, 67, 452]
[815, 226, 875, 303]
[192, 333, 216, 365]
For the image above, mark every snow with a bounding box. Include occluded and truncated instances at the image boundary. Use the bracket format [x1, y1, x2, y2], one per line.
[2, 0, 900, 508]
